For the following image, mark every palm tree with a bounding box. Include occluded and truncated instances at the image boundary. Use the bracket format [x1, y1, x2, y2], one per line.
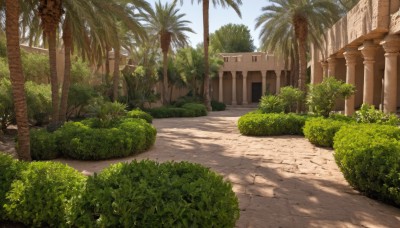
[255, 0, 341, 92]
[5, 0, 31, 160]
[148, 1, 194, 105]
[176, 0, 242, 110]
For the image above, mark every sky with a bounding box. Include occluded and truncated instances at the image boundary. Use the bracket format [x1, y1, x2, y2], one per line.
[154, 1, 271, 49]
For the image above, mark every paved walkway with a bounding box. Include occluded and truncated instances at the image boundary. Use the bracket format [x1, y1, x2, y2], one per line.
[59, 108, 400, 228]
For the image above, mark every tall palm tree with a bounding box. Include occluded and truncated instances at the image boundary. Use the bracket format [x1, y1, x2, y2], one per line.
[5, 0, 31, 160]
[255, 0, 341, 92]
[176, 0, 242, 110]
[148, 1, 194, 105]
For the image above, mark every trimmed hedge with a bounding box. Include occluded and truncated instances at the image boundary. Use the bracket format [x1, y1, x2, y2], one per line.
[146, 103, 207, 118]
[3, 160, 86, 227]
[333, 124, 400, 206]
[57, 118, 156, 160]
[30, 128, 59, 160]
[70, 160, 239, 227]
[303, 117, 352, 147]
[211, 100, 226, 111]
[238, 113, 309, 136]
[126, 109, 153, 123]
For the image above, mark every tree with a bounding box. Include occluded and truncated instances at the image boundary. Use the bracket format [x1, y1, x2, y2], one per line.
[5, 0, 31, 160]
[148, 1, 194, 105]
[255, 0, 341, 93]
[176, 0, 242, 111]
[210, 23, 255, 53]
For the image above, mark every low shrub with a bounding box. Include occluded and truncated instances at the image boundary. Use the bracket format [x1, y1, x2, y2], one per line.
[0, 153, 26, 221]
[56, 118, 156, 160]
[126, 109, 153, 123]
[303, 117, 351, 147]
[211, 100, 226, 111]
[258, 95, 285, 113]
[355, 104, 399, 125]
[30, 128, 59, 160]
[3, 161, 86, 227]
[146, 103, 207, 118]
[70, 160, 239, 227]
[279, 86, 305, 113]
[334, 124, 400, 206]
[182, 103, 207, 117]
[174, 96, 202, 107]
[238, 113, 309, 136]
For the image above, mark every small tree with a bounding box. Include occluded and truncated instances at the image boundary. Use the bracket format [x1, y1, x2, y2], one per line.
[307, 77, 355, 117]
[278, 86, 304, 113]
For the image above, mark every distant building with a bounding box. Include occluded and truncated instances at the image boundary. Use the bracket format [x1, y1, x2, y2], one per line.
[310, 0, 400, 114]
[211, 52, 288, 105]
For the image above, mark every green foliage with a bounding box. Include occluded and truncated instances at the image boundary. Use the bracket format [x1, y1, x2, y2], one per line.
[354, 104, 399, 125]
[87, 98, 126, 128]
[0, 153, 25, 221]
[303, 117, 351, 147]
[30, 129, 59, 160]
[182, 103, 207, 117]
[21, 51, 50, 83]
[25, 81, 52, 125]
[278, 86, 305, 113]
[0, 36, 7, 58]
[126, 109, 153, 123]
[0, 78, 14, 131]
[4, 161, 86, 227]
[238, 113, 309, 136]
[174, 95, 202, 107]
[258, 95, 285, 113]
[211, 100, 226, 111]
[334, 124, 400, 206]
[147, 103, 207, 118]
[0, 57, 9, 79]
[210, 23, 255, 52]
[67, 84, 96, 119]
[307, 77, 355, 117]
[71, 58, 91, 84]
[56, 118, 156, 160]
[70, 160, 239, 227]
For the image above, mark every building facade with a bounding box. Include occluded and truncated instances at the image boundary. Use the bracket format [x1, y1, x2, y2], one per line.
[311, 0, 400, 114]
[211, 52, 288, 105]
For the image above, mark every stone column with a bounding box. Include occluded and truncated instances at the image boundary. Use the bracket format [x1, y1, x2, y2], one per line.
[231, 71, 237, 105]
[218, 71, 223, 103]
[380, 35, 400, 113]
[359, 40, 377, 105]
[261, 71, 267, 95]
[275, 70, 281, 94]
[320, 60, 328, 79]
[242, 71, 248, 105]
[343, 47, 358, 116]
[327, 56, 337, 77]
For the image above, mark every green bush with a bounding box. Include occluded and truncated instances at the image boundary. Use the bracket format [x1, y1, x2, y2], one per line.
[147, 103, 207, 118]
[86, 99, 127, 128]
[126, 109, 153, 123]
[278, 86, 305, 113]
[182, 103, 207, 117]
[333, 124, 400, 206]
[238, 113, 309, 136]
[0, 153, 26, 221]
[355, 104, 399, 125]
[307, 77, 355, 117]
[174, 96, 202, 107]
[21, 51, 50, 84]
[25, 81, 52, 125]
[67, 84, 96, 119]
[56, 118, 156, 160]
[30, 129, 59, 160]
[70, 160, 239, 227]
[258, 95, 285, 113]
[303, 117, 351, 147]
[211, 100, 226, 111]
[71, 58, 91, 84]
[4, 161, 86, 227]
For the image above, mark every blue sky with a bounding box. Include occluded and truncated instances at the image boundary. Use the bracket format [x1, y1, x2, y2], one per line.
[153, 1, 270, 49]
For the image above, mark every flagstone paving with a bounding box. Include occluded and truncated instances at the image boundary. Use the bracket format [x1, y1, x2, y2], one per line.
[58, 108, 400, 228]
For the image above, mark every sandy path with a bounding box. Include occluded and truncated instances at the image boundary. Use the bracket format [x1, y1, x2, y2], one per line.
[38, 108, 400, 227]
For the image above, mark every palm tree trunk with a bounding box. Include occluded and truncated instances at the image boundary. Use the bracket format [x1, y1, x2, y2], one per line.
[48, 30, 59, 123]
[162, 50, 169, 105]
[112, 44, 120, 102]
[202, 0, 211, 111]
[298, 37, 307, 92]
[59, 16, 72, 122]
[105, 44, 111, 84]
[5, 0, 31, 161]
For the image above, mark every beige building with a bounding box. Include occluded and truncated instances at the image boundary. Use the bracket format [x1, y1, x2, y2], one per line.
[311, 0, 400, 114]
[211, 52, 288, 105]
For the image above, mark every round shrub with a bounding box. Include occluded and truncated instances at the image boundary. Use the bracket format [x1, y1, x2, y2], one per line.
[56, 118, 156, 160]
[3, 161, 86, 227]
[146, 106, 185, 118]
[333, 124, 400, 206]
[0, 153, 26, 221]
[238, 113, 309, 136]
[30, 128, 59, 160]
[126, 109, 153, 123]
[303, 117, 351, 147]
[70, 160, 239, 227]
[211, 100, 226, 111]
[182, 103, 207, 117]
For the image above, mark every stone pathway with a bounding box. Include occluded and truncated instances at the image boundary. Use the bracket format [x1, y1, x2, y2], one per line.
[58, 108, 400, 227]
